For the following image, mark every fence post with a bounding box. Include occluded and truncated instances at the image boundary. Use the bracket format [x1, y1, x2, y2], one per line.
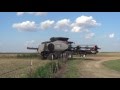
[30, 55, 33, 77]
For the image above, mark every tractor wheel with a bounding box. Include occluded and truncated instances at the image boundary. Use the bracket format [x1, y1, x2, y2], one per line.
[40, 52, 47, 60]
[68, 52, 73, 59]
[40, 54, 47, 60]
[48, 53, 55, 60]
[62, 52, 67, 60]
[62, 51, 73, 61]
[65, 51, 73, 60]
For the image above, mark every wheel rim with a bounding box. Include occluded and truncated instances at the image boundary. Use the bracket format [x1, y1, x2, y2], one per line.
[68, 54, 72, 58]
[51, 54, 54, 60]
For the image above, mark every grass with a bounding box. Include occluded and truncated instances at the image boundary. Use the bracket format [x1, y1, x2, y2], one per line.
[29, 58, 76, 78]
[0, 53, 39, 59]
[17, 53, 39, 59]
[0, 58, 50, 78]
[30, 62, 53, 78]
[1, 52, 120, 78]
[97, 52, 120, 57]
[30, 59, 82, 78]
[103, 59, 120, 72]
[62, 59, 81, 78]
[30, 61, 61, 78]
[0, 53, 72, 78]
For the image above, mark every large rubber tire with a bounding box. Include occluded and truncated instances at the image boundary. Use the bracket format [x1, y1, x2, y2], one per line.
[40, 54, 47, 60]
[62, 52, 67, 60]
[40, 55, 45, 60]
[48, 53, 55, 60]
[40, 52, 47, 60]
[65, 51, 73, 60]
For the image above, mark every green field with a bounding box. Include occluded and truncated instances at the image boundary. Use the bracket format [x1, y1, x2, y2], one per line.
[103, 59, 120, 72]
[1, 52, 120, 78]
[0, 53, 50, 78]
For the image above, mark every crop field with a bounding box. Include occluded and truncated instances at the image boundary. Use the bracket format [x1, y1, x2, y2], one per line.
[0, 53, 50, 78]
[0, 52, 120, 78]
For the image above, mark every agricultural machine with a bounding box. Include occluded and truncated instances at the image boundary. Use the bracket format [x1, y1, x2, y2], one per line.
[72, 45, 100, 57]
[27, 37, 74, 60]
[27, 37, 100, 60]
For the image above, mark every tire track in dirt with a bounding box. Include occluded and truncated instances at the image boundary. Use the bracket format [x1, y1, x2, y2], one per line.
[78, 56, 120, 78]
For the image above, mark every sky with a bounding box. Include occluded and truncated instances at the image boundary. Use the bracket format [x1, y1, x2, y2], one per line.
[0, 12, 120, 52]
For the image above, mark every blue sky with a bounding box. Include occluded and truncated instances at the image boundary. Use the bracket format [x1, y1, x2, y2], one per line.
[0, 12, 120, 52]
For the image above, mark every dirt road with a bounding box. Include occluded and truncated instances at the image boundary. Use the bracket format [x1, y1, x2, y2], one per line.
[78, 54, 120, 78]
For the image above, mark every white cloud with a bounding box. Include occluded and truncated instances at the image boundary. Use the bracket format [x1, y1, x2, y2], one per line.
[40, 20, 55, 30]
[71, 15, 100, 32]
[17, 12, 25, 16]
[71, 26, 81, 32]
[85, 33, 95, 39]
[54, 19, 70, 29]
[13, 15, 100, 33]
[75, 15, 100, 26]
[109, 33, 115, 38]
[12, 21, 37, 32]
[17, 12, 47, 16]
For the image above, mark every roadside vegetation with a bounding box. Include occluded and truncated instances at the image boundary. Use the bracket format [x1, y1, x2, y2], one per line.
[97, 52, 120, 57]
[1, 52, 120, 78]
[103, 59, 120, 72]
[0, 53, 39, 59]
[17, 53, 39, 59]
[27, 57, 87, 78]
[0, 53, 50, 78]
[29, 60, 67, 78]
[29, 62, 55, 78]
[61, 57, 84, 78]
